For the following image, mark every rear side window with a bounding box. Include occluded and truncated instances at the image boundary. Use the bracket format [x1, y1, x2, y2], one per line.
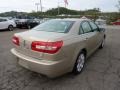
[81, 21, 92, 33]
[89, 21, 98, 31]
[79, 26, 84, 34]
[0, 19, 2, 22]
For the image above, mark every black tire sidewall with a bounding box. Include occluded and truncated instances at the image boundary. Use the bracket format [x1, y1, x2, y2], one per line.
[73, 51, 86, 74]
[8, 25, 14, 31]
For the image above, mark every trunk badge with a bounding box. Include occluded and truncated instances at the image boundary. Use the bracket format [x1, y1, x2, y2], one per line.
[23, 40, 29, 49]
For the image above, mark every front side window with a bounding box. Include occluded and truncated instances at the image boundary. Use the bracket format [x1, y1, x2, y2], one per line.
[81, 21, 92, 33]
[32, 20, 74, 33]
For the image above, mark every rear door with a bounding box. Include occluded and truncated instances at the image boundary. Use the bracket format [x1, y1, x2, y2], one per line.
[80, 21, 98, 55]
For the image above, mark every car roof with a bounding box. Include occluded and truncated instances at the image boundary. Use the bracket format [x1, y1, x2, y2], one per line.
[53, 18, 91, 22]
[0, 17, 7, 19]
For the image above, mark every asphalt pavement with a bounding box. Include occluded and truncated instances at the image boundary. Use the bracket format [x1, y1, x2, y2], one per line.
[0, 27, 120, 90]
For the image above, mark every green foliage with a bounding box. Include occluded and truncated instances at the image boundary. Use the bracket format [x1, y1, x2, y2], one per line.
[0, 7, 119, 24]
[0, 11, 27, 17]
[0, 7, 100, 17]
[101, 12, 120, 24]
[46, 7, 79, 16]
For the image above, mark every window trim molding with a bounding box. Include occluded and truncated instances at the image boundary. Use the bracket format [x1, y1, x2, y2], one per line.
[79, 21, 93, 35]
[88, 21, 99, 32]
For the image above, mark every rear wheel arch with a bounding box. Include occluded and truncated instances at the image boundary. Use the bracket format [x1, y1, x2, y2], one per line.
[73, 48, 87, 65]
[8, 25, 14, 31]
[8, 24, 13, 28]
[73, 48, 87, 68]
[72, 48, 87, 74]
[81, 48, 87, 57]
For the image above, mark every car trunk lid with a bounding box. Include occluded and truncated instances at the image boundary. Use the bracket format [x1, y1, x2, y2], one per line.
[14, 30, 67, 60]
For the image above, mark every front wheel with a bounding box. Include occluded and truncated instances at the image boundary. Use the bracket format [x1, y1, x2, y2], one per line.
[8, 25, 14, 31]
[73, 52, 86, 74]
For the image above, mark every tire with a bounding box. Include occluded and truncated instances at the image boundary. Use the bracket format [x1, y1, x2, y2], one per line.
[99, 38, 105, 49]
[73, 51, 86, 74]
[8, 25, 14, 31]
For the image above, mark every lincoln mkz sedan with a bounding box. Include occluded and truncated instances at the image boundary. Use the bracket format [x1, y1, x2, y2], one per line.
[11, 19, 106, 78]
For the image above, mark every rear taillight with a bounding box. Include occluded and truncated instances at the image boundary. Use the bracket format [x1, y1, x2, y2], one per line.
[12, 36, 19, 46]
[31, 41, 63, 54]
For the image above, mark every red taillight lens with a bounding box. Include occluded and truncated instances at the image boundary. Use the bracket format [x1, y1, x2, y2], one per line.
[12, 36, 19, 46]
[31, 41, 63, 54]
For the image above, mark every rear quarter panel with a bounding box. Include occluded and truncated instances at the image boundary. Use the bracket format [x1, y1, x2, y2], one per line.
[8, 20, 16, 27]
[61, 35, 87, 71]
[44, 21, 88, 71]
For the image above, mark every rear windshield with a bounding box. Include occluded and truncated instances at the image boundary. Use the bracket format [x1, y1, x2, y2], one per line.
[32, 20, 74, 33]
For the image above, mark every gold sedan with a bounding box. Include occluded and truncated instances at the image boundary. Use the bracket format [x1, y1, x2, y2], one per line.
[11, 19, 106, 78]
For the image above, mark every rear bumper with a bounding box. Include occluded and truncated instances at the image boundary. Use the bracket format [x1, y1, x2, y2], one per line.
[11, 48, 69, 78]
